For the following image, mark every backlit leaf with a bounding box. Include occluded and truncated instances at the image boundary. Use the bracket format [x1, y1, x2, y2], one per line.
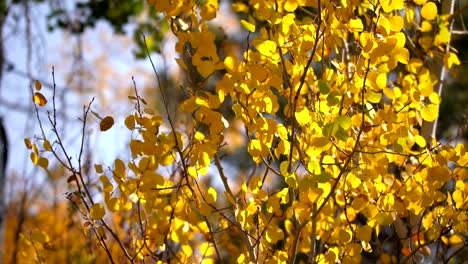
[349, 18, 364, 32]
[295, 107, 312, 126]
[205, 187, 217, 204]
[421, 2, 437, 20]
[33, 92, 47, 106]
[421, 104, 439, 122]
[240, 19, 255, 32]
[90, 203, 105, 220]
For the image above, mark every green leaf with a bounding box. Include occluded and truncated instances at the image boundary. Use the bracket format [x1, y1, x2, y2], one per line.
[318, 80, 330, 95]
[336, 116, 351, 130]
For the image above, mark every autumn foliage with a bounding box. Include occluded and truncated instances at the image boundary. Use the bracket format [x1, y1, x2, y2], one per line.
[9, 0, 468, 263]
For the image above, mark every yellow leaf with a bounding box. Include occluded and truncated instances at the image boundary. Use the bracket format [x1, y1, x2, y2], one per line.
[356, 225, 373, 242]
[187, 166, 198, 179]
[34, 80, 42, 91]
[284, 0, 298, 12]
[90, 203, 105, 220]
[240, 19, 255, 32]
[285, 173, 298, 188]
[449, 234, 464, 246]
[256, 40, 277, 58]
[265, 226, 284, 244]
[349, 18, 364, 32]
[100, 116, 114, 131]
[421, 104, 439, 122]
[389, 15, 404, 32]
[37, 157, 48, 169]
[205, 187, 217, 204]
[33, 92, 47, 106]
[376, 73, 387, 89]
[24, 138, 32, 149]
[376, 212, 394, 226]
[421, 2, 437, 21]
[124, 115, 135, 130]
[43, 140, 52, 151]
[295, 107, 312, 126]
[30, 152, 38, 165]
[414, 135, 427, 147]
[95, 164, 103, 173]
[444, 52, 461, 69]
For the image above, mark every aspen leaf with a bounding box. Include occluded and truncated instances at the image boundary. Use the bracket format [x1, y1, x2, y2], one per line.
[265, 226, 284, 244]
[284, 0, 298, 12]
[24, 138, 32, 149]
[414, 0, 427, 4]
[376, 212, 394, 226]
[421, 2, 437, 21]
[349, 18, 364, 32]
[205, 187, 217, 204]
[414, 135, 427, 148]
[318, 79, 330, 95]
[285, 173, 298, 188]
[295, 107, 312, 126]
[444, 52, 460, 69]
[30, 152, 38, 165]
[95, 164, 103, 173]
[356, 225, 373, 242]
[90, 203, 105, 220]
[100, 116, 114, 131]
[448, 234, 464, 246]
[43, 140, 52, 151]
[37, 157, 49, 169]
[389, 15, 404, 32]
[240, 19, 255, 32]
[34, 80, 42, 91]
[336, 116, 351, 130]
[421, 104, 439, 122]
[33, 92, 47, 106]
[124, 115, 135, 130]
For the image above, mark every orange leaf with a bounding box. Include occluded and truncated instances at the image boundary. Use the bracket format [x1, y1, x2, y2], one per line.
[33, 92, 47, 106]
[34, 80, 42, 91]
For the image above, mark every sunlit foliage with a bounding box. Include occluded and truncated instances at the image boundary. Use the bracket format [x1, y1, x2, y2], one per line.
[18, 0, 468, 263]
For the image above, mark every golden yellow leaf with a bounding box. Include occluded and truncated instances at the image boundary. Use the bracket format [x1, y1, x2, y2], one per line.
[348, 18, 364, 32]
[414, 135, 427, 147]
[30, 152, 38, 165]
[205, 187, 217, 204]
[421, 2, 437, 20]
[389, 15, 404, 32]
[295, 107, 312, 126]
[43, 140, 52, 151]
[33, 92, 47, 106]
[444, 52, 461, 69]
[100, 116, 114, 131]
[421, 104, 439, 122]
[37, 157, 48, 169]
[90, 203, 105, 220]
[240, 19, 255, 32]
[24, 138, 32, 149]
[34, 80, 42, 91]
[284, 0, 298, 12]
